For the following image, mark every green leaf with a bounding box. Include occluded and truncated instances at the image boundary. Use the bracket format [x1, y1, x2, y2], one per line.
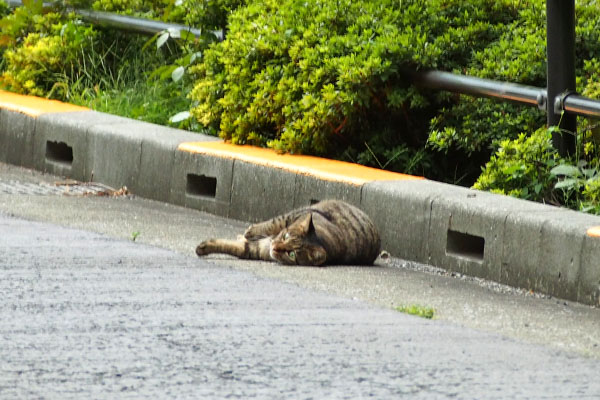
[141, 32, 159, 52]
[169, 111, 191, 123]
[172, 66, 185, 82]
[167, 27, 181, 39]
[582, 168, 598, 179]
[190, 51, 202, 64]
[147, 65, 174, 81]
[180, 30, 196, 42]
[550, 165, 581, 178]
[157, 32, 170, 49]
[395, 304, 435, 319]
[160, 65, 177, 80]
[554, 178, 579, 190]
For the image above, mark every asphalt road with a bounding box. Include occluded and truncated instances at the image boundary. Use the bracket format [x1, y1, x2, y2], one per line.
[2, 162, 600, 398]
[3, 213, 600, 399]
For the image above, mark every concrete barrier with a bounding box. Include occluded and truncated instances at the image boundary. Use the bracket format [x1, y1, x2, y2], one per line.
[170, 146, 233, 217]
[35, 111, 125, 180]
[0, 109, 36, 168]
[1, 89, 599, 306]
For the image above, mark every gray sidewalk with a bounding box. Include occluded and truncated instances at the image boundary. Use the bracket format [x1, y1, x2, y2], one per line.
[2, 213, 600, 399]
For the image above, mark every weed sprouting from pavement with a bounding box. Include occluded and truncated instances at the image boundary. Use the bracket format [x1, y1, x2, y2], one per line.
[395, 304, 435, 319]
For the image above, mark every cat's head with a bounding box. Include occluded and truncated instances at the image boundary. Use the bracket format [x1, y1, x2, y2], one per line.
[269, 213, 326, 266]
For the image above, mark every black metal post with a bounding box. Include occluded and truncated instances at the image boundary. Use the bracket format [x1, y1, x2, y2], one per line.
[546, 0, 576, 157]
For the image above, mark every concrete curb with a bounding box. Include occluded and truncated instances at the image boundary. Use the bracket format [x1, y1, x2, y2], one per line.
[1, 90, 599, 306]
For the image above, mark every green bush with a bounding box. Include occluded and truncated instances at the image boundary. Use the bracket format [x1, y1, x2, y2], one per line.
[177, 0, 246, 30]
[473, 127, 559, 202]
[474, 124, 600, 214]
[189, 0, 527, 178]
[0, 0, 8, 18]
[426, 2, 548, 156]
[0, 2, 97, 98]
[91, 0, 178, 19]
[429, 0, 600, 161]
[89, 0, 245, 29]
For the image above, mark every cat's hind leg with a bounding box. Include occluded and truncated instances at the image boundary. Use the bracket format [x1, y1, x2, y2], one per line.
[244, 212, 302, 240]
[243, 222, 277, 240]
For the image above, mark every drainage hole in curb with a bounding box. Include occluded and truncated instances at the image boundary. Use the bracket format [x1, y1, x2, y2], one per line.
[446, 229, 485, 263]
[46, 141, 73, 166]
[186, 174, 217, 198]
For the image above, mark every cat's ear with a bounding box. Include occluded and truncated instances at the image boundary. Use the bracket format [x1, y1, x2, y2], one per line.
[297, 212, 313, 234]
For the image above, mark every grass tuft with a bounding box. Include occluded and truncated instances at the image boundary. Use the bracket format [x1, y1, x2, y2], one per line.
[395, 304, 435, 319]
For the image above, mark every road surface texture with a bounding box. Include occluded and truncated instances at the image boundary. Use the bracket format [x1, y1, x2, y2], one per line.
[3, 214, 600, 399]
[2, 162, 600, 398]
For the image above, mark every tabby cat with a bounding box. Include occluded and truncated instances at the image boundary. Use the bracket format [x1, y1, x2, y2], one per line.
[195, 200, 381, 266]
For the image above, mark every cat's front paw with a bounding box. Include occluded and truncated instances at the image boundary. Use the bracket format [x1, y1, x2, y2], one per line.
[195, 241, 211, 256]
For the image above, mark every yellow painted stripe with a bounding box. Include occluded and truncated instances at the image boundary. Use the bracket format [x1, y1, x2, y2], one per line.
[0, 90, 89, 117]
[178, 141, 424, 185]
[587, 226, 600, 238]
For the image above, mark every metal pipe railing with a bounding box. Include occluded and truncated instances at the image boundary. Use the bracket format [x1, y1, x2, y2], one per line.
[74, 9, 223, 40]
[562, 94, 600, 119]
[6, 1, 223, 40]
[414, 69, 600, 121]
[412, 70, 548, 111]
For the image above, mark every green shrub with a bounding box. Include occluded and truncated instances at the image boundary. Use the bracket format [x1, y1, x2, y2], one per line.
[473, 127, 559, 202]
[582, 177, 600, 214]
[0, 5, 97, 98]
[428, 100, 546, 156]
[189, 0, 526, 178]
[89, 0, 245, 29]
[429, 0, 600, 168]
[177, 0, 246, 30]
[475, 122, 600, 214]
[91, 0, 178, 20]
[0, 1, 8, 18]
[426, 2, 547, 157]
[0, 0, 55, 46]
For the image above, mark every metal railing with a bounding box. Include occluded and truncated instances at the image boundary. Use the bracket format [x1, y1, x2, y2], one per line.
[411, 70, 548, 110]
[75, 8, 223, 41]
[6, 1, 223, 40]
[7, 0, 600, 157]
[416, 0, 600, 157]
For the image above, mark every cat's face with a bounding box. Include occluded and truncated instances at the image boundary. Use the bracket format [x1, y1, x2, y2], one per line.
[269, 213, 327, 266]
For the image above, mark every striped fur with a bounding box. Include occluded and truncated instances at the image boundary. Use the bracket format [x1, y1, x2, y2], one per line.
[196, 200, 381, 266]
